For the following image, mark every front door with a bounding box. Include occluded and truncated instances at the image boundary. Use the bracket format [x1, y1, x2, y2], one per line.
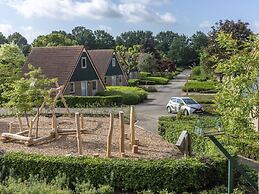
[112, 76, 117, 86]
[81, 81, 88, 96]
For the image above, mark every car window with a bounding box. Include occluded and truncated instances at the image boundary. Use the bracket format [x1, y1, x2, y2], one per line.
[170, 98, 177, 102]
[182, 98, 197, 104]
[176, 99, 183, 104]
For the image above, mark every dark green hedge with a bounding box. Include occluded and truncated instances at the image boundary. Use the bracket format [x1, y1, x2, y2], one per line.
[57, 95, 123, 108]
[97, 86, 147, 105]
[0, 152, 227, 193]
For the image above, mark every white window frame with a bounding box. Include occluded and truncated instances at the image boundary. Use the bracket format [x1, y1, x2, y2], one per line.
[81, 57, 87, 69]
[69, 82, 75, 93]
[112, 57, 116, 67]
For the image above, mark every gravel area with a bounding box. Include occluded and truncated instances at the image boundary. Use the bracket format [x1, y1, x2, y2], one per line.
[0, 116, 182, 159]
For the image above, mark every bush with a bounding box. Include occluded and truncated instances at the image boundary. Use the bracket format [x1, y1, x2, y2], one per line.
[57, 95, 123, 108]
[187, 95, 215, 104]
[183, 80, 218, 93]
[190, 66, 212, 82]
[139, 79, 156, 85]
[0, 152, 227, 193]
[128, 79, 140, 86]
[98, 86, 147, 105]
[138, 86, 157, 92]
[139, 72, 151, 78]
[143, 77, 169, 85]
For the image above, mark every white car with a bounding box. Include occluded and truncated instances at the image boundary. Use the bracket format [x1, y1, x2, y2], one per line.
[166, 97, 203, 115]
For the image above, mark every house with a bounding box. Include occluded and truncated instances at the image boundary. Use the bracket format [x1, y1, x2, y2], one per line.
[23, 46, 105, 96]
[88, 49, 128, 86]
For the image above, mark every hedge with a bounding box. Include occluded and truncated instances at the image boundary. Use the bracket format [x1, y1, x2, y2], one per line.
[57, 95, 123, 108]
[143, 77, 169, 85]
[182, 80, 218, 93]
[97, 86, 147, 105]
[158, 116, 259, 161]
[0, 152, 227, 193]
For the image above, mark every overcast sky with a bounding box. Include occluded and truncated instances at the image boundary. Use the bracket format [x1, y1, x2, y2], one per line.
[0, 0, 258, 43]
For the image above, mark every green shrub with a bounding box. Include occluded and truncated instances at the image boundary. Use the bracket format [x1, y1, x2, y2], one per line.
[143, 77, 169, 85]
[97, 86, 147, 105]
[128, 79, 140, 86]
[187, 95, 215, 104]
[139, 72, 151, 78]
[139, 79, 156, 85]
[183, 80, 218, 93]
[138, 86, 157, 92]
[57, 95, 123, 108]
[0, 152, 227, 193]
[190, 66, 212, 81]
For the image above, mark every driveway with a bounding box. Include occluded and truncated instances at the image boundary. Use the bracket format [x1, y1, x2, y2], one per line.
[135, 69, 191, 133]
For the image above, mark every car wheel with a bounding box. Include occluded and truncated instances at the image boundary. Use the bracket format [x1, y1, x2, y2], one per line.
[183, 109, 189, 116]
[167, 106, 172, 113]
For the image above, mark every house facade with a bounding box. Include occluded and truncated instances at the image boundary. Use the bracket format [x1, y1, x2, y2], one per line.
[88, 49, 128, 86]
[23, 46, 105, 96]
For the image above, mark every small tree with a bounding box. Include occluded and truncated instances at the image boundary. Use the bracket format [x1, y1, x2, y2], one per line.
[215, 32, 259, 132]
[137, 53, 155, 73]
[3, 65, 56, 131]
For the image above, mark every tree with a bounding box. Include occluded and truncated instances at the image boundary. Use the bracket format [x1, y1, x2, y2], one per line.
[116, 45, 141, 75]
[0, 44, 25, 104]
[72, 26, 96, 49]
[32, 32, 77, 47]
[3, 64, 56, 129]
[94, 30, 115, 49]
[155, 31, 178, 55]
[0, 32, 7, 45]
[201, 20, 253, 76]
[116, 30, 153, 48]
[7, 32, 31, 55]
[137, 53, 156, 73]
[215, 32, 259, 132]
[168, 35, 196, 67]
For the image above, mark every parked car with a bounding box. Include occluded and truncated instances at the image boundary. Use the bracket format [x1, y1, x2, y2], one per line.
[166, 97, 203, 115]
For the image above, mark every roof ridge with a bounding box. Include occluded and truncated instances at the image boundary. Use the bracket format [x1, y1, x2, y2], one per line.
[32, 45, 84, 49]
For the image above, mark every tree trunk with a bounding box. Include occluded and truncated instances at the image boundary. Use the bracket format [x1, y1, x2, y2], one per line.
[24, 111, 30, 128]
[35, 107, 40, 138]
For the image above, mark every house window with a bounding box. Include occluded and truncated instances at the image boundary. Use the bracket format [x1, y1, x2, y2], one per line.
[69, 82, 75, 93]
[112, 57, 116, 67]
[92, 81, 97, 90]
[119, 75, 122, 83]
[81, 57, 87, 68]
[104, 76, 107, 84]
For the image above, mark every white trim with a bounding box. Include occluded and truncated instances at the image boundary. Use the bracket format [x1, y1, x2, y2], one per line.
[69, 82, 75, 93]
[112, 57, 116, 67]
[81, 57, 87, 69]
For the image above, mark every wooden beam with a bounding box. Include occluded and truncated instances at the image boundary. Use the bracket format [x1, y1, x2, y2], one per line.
[119, 111, 125, 155]
[8, 122, 13, 133]
[31, 134, 55, 145]
[80, 114, 84, 130]
[2, 133, 31, 141]
[75, 112, 83, 155]
[106, 113, 114, 158]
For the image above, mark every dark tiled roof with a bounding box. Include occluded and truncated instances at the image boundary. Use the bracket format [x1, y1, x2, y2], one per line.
[88, 49, 114, 79]
[23, 46, 84, 87]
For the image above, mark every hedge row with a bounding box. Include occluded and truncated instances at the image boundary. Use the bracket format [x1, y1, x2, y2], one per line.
[97, 86, 147, 105]
[0, 152, 227, 193]
[158, 116, 259, 161]
[182, 80, 218, 93]
[57, 95, 123, 108]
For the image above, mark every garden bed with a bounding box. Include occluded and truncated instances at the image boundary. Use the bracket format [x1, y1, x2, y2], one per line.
[0, 116, 181, 159]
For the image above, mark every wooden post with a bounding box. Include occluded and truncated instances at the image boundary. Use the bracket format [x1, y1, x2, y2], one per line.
[8, 122, 13, 133]
[130, 106, 136, 148]
[52, 113, 58, 139]
[17, 116, 23, 131]
[119, 111, 125, 155]
[106, 113, 114, 158]
[75, 112, 83, 155]
[80, 114, 84, 130]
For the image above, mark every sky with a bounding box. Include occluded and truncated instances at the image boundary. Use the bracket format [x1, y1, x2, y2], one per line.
[0, 0, 259, 43]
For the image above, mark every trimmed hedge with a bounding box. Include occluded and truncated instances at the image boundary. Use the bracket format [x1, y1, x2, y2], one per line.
[158, 116, 259, 161]
[97, 86, 147, 105]
[57, 95, 123, 108]
[0, 152, 227, 193]
[183, 80, 218, 93]
[143, 77, 169, 85]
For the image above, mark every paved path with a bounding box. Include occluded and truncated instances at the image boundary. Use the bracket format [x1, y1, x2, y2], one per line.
[135, 69, 191, 133]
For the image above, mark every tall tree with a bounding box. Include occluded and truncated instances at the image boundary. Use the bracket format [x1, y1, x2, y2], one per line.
[94, 30, 115, 49]
[72, 26, 96, 49]
[201, 20, 253, 76]
[0, 32, 7, 45]
[137, 53, 156, 73]
[116, 30, 153, 48]
[7, 32, 31, 55]
[190, 31, 208, 54]
[155, 31, 178, 55]
[32, 32, 77, 47]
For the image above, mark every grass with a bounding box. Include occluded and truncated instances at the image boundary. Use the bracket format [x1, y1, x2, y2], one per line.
[183, 80, 218, 93]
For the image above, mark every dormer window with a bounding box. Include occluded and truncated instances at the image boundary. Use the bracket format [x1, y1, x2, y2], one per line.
[81, 57, 87, 69]
[112, 57, 116, 67]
